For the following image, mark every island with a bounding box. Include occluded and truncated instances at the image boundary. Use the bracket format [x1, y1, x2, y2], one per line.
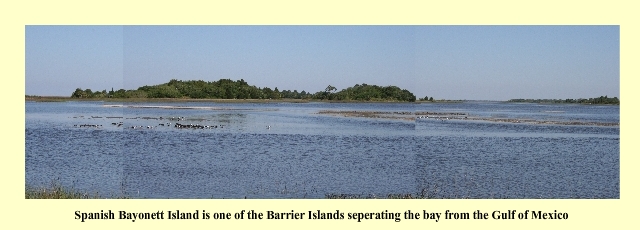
[66, 79, 417, 102]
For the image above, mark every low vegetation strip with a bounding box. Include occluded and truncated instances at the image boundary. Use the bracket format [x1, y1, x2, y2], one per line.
[26, 185, 101, 199]
[26, 181, 129, 199]
[509, 96, 619, 105]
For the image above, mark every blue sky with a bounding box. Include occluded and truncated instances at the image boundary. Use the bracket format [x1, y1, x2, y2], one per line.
[26, 26, 619, 100]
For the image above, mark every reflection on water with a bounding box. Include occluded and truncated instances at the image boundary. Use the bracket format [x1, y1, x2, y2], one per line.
[25, 101, 619, 198]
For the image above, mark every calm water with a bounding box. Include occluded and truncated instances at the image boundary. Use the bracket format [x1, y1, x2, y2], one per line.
[25, 101, 619, 198]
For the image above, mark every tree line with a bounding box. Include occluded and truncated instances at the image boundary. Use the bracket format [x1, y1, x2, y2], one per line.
[508, 96, 619, 105]
[70, 79, 417, 102]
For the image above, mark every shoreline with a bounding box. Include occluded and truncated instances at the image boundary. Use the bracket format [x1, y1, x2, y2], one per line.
[25, 96, 620, 105]
[25, 96, 447, 103]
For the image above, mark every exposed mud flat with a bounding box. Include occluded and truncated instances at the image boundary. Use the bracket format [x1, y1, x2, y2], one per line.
[317, 110, 419, 121]
[317, 110, 619, 127]
[458, 116, 619, 127]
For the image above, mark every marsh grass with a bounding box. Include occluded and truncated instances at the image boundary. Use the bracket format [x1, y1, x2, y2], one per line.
[25, 179, 129, 199]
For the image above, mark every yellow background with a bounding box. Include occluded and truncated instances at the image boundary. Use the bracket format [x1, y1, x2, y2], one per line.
[3, 1, 635, 229]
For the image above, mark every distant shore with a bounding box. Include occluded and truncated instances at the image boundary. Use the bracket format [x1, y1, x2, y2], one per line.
[24, 96, 619, 105]
[25, 96, 461, 103]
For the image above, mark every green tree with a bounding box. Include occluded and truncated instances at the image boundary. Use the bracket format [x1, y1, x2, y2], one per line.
[84, 89, 93, 98]
[72, 88, 85, 98]
[263, 87, 274, 99]
[325, 85, 337, 93]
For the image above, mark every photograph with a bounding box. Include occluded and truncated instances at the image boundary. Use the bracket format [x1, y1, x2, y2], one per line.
[25, 25, 619, 199]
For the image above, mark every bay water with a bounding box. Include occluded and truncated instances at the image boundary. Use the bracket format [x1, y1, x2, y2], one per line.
[25, 101, 619, 198]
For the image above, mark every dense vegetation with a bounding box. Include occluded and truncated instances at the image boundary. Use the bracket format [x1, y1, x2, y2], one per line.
[70, 79, 416, 102]
[508, 96, 619, 105]
[316, 84, 416, 102]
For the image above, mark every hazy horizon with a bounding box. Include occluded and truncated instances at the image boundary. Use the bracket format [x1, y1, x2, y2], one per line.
[25, 26, 620, 101]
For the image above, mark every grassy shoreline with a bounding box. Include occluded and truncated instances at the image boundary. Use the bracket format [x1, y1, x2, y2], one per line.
[25, 183, 129, 199]
[24, 182, 441, 199]
[25, 96, 460, 103]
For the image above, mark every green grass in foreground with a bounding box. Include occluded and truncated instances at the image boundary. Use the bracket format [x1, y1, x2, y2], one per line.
[25, 181, 129, 199]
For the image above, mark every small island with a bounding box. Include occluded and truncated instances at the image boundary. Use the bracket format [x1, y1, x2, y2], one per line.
[65, 79, 417, 102]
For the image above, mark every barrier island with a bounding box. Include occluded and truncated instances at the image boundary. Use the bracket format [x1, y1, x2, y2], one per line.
[66, 79, 417, 102]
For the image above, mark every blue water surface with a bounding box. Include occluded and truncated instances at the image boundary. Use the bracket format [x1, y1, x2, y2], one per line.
[25, 101, 619, 198]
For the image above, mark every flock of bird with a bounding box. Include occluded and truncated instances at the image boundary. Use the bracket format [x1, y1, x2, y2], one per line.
[74, 115, 460, 130]
[75, 121, 227, 130]
[71, 116, 277, 130]
[416, 115, 468, 121]
[73, 116, 221, 130]
[417, 115, 450, 121]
